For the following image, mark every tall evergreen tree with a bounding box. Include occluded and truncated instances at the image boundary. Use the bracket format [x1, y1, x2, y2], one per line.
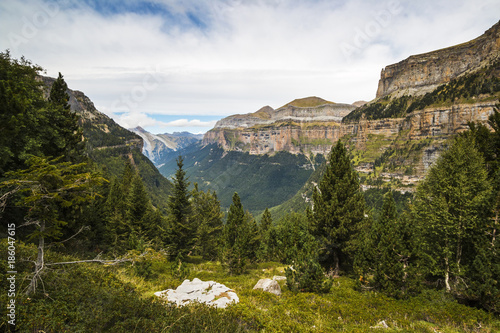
[167, 156, 194, 258]
[0, 52, 45, 175]
[258, 208, 274, 261]
[128, 173, 150, 233]
[45, 72, 82, 161]
[191, 184, 224, 260]
[221, 192, 254, 274]
[465, 106, 500, 312]
[310, 140, 365, 276]
[49, 72, 70, 109]
[413, 135, 492, 294]
[362, 192, 419, 297]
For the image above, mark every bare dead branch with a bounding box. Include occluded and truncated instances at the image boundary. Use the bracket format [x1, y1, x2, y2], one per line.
[48, 225, 91, 248]
[45, 257, 134, 266]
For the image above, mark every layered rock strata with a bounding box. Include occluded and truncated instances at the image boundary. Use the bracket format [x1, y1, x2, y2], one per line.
[376, 20, 500, 98]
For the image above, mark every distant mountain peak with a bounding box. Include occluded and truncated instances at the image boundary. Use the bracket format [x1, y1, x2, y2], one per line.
[279, 96, 335, 109]
[128, 127, 202, 166]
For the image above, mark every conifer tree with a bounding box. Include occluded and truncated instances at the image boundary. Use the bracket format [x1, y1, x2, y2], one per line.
[367, 192, 419, 297]
[310, 140, 365, 276]
[191, 184, 224, 260]
[167, 156, 194, 258]
[49, 72, 70, 109]
[46, 72, 82, 161]
[413, 135, 492, 294]
[221, 192, 253, 274]
[128, 173, 150, 233]
[0, 156, 104, 294]
[258, 208, 274, 261]
[464, 107, 500, 311]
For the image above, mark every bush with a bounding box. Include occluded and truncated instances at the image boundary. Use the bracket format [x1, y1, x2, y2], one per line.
[285, 253, 332, 294]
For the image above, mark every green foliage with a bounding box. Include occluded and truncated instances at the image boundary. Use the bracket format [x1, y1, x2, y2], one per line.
[285, 252, 332, 294]
[104, 162, 165, 254]
[310, 141, 366, 275]
[160, 144, 318, 213]
[363, 188, 413, 220]
[221, 193, 259, 274]
[170, 252, 191, 281]
[413, 135, 492, 295]
[49, 72, 70, 110]
[257, 208, 274, 261]
[1, 240, 499, 332]
[0, 52, 82, 174]
[271, 213, 314, 264]
[356, 192, 421, 298]
[1, 156, 104, 243]
[167, 156, 196, 258]
[191, 184, 224, 260]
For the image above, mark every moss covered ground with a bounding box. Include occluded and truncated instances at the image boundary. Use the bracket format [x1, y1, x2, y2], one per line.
[3, 242, 498, 332]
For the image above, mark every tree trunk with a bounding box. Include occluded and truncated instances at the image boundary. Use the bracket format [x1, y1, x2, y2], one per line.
[331, 250, 340, 277]
[27, 221, 45, 295]
[444, 256, 451, 292]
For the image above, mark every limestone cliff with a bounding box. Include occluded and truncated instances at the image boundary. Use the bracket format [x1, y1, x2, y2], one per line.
[202, 21, 499, 183]
[376, 20, 500, 98]
[213, 97, 354, 130]
[204, 101, 496, 157]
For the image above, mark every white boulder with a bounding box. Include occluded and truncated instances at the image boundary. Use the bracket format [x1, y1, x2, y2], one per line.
[253, 278, 282, 296]
[154, 278, 239, 308]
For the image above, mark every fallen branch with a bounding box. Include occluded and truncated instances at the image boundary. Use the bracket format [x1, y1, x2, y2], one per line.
[45, 257, 133, 266]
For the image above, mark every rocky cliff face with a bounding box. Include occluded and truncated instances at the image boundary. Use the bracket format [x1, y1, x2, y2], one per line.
[376, 20, 500, 98]
[205, 97, 356, 154]
[41, 76, 144, 151]
[214, 101, 354, 130]
[204, 101, 496, 157]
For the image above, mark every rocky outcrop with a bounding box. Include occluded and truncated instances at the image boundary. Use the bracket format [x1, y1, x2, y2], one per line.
[154, 278, 239, 308]
[376, 20, 500, 98]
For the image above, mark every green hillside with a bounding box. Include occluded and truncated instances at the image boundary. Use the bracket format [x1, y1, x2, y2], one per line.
[160, 144, 325, 213]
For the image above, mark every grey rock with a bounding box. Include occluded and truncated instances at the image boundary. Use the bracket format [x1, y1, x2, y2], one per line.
[253, 278, 282, 296]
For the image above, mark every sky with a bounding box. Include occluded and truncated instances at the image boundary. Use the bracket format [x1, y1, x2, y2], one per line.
[1, 0, 499, 134]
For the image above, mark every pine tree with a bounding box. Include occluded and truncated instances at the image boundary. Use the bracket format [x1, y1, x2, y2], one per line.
[49, 72, 70, 109]
[310, 140, 365, 276]
[167, 156, 194, 258]
[46, 72, 83, 161]
[127, 173, 150, 235]
[0, 156, 104, 294]
[258, 208, 274, 261]
[370, 192, 419, 297]
[191, 184, 224, 260]
[413, 135, 492, 294]
[465, 106, 500, 312]
[221, 192, 253, 274]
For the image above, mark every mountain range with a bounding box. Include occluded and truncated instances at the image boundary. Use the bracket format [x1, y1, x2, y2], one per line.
[43, 20, 499, 216]
[159, 20, 500, 214]
[128, 127, 202, 167]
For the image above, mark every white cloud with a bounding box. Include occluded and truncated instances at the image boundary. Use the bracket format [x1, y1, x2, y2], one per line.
[1, 0, 499, 133]
[113, 111, 216, 130]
